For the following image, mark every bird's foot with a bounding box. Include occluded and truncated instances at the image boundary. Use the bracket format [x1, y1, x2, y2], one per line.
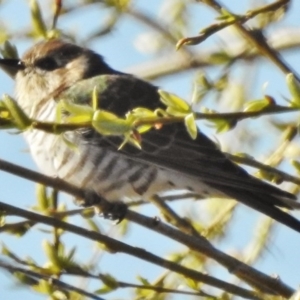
[95, 202, 127, 223]
[75, 190, 127, 222]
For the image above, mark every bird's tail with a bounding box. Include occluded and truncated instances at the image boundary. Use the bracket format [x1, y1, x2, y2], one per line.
[219, 186, 300, 234]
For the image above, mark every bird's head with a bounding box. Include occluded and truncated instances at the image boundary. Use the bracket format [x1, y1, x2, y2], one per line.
[0, 39, 115, 114]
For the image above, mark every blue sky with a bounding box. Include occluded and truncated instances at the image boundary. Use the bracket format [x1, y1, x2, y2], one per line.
[1, 1, 300, 299]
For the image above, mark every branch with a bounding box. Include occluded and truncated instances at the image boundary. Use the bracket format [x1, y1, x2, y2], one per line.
[9, 104, 300, 133]
[0, 258, 215, 298]
[66, 270, 216, 298]
[0, 158, 295, 298]
[196, 0, 300, 81]
[126, 8, 179, 46]
[0, 200, 261, 300]
[0, 259, 105, 300]
[227, 154, 300, 187]
[126, 211, 294, 298]
[127, 28, 300, 80]
[177, 0, 289, 48]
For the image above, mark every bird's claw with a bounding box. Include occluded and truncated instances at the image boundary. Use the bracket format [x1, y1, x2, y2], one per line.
[75, 190, 127, 222]
[96, 202, 127, 223]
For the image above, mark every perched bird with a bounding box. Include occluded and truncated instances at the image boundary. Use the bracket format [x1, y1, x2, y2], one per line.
[1, 39, 300, 232]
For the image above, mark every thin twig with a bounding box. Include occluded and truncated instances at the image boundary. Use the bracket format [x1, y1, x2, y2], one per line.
[197, 0, 300, 81]
[51, 0, 62, 30]
[0, 220, 35, 233]
[0, 260, 105, 300]
[178, 0, 290, 48]
[227, 153, 300, 187]
[149, 194, 200, 236]
[68, 270, 216, 298]
[127, 28, 300, 80]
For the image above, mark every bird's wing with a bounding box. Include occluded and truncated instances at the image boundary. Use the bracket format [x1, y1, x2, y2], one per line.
[60, 74, 296, 208]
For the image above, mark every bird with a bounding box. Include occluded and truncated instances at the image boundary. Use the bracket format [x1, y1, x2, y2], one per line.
[1, 39, 300, 233]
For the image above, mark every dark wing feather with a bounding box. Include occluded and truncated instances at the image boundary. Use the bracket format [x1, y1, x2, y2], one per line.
[61, 73, 300, 232]
[67, 74, 294, 201]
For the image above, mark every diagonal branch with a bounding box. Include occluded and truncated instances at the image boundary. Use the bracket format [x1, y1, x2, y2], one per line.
[0, 200, 261, 300]
[197, 0, 300, 81]
[0, 158, 295, 298]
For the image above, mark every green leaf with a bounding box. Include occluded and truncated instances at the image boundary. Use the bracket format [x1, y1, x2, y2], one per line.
[0, 40, 19, 59]
[118, 132, 142, 150]
[286, 73, 300, 107]
[80, 207, 95, 219]
[92, 110, 131, 136]
[185, 278, 200, 290]
[30, 0, 47, 38]
[1, 243, 22, 261]
[127, 108, 156, 133]
[2, 95, 31, 130]
[104, 0, 130, 11]
[209, 51, 231, 64]
[0, 100, 15, 129]
[64, 114, 93, 124]
[234, 152, 254, 159]
[191, 73, 211, 104]
[42, 240, 62, 273]
[36, 184, 49, 211]
[57, 100, 93, 123]
[92, 86, 99, 111]
[13, 272, 37, 286]
[215, 120, 236, 133]
[198, 72, 212, 90]
[256, 170, 283, 184]
[94, 285, 115, 295]
[165, 107, 188, 117]
[184, 113, 197, 139]
[5, 222, 32, 237]
[32, 279, 53, 294]
[130, 107, 157, 118]
[100, 273, 119, 289]
[86, 218, 102, 234]
[291, 160, 300, 174]
[51, 290, 69, 300]
[137, 275, 150, 285]
[201, 107, 236, 133]
[243, 98, 270, 112]
[94, 274, 119, 294]
[158, 90, 190, 113]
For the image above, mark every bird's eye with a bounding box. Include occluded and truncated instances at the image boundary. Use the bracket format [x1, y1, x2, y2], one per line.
[35, 57, 59, 71]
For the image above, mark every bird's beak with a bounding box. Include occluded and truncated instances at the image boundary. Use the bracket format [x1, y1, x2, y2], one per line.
[0, 58, 25, 79]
